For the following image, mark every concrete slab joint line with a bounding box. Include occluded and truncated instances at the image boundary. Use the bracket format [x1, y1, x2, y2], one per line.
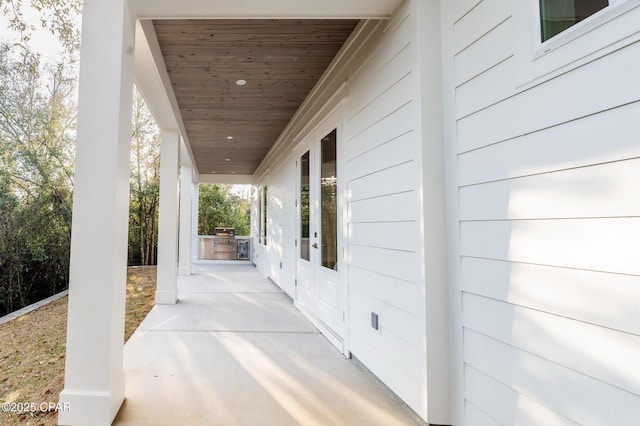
[113, 263, 423, 425]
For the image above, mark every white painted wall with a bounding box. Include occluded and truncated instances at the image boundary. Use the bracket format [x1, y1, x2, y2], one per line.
[445, 0, 640, 423]
[253, 160, 297, 297]
[251, 1, 450, 422]
[343, 1, 428, 419]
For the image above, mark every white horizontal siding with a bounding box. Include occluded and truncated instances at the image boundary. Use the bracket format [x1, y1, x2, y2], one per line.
[349, 191, 417, 223]
[349, 286, 421, 354]
[459, 159, 640, 221]
[347, 160, 417, 201]
[347, 130, 416, 182]
[348, 221, 418, 252]
[460, 218, 640, 275]
[461, 257, 640, 336]
[256, 159, 296, 295]
[348, 266, 421, 316]
[464, 400, 502, 426]
[451, 0, 640, 424]
[453, 0, 510, 54]
[457, 40, 640, 152]
[454, 17, 513, 86]
[465, 365, 578, 426]
[346, 12, 412, 116]
[247, 1, 432, 421]
[464, 293, 640, 396]
[453, 0, 482, 23]
[346, 73, 413, 141]
[349, 244, 420, 284]
[349, 317, 424, 411]
[344, 2, 424, 417]
[458, 101, 640, 186]
[455, 55, 514, 118]
[347, 42, 412, 124]
[464, 329, 640, 425]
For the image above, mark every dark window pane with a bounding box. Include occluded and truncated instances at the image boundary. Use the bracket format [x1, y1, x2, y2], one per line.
[321, 130, 337, 271]
[300, 152, 310, 261]
[263, 186, 267, 245]
[258, 187, 262, 244]
[540, 0, 608, 42]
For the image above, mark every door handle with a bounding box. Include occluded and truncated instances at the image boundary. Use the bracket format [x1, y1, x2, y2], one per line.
[312, 243, 319, 249]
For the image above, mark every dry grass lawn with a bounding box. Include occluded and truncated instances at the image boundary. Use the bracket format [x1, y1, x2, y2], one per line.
[0, 266, 157, 426]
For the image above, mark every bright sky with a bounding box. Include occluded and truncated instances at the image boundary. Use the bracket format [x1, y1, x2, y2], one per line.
[0, 3, 71, 62]
[230, 184, 252, 200]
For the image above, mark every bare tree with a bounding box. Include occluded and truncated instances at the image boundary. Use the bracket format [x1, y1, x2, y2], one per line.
[128, 87, 161, 266]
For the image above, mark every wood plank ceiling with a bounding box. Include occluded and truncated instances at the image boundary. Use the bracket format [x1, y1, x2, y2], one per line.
[153, 19, 360, 176]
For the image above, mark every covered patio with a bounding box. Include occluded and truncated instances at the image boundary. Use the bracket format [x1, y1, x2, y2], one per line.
[56, 0, 640, 423]
[113, 263, 420, 425]
[59, 0, 449, 424]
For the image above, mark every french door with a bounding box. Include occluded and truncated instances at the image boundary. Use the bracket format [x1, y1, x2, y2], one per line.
[296, 122, 345, 348]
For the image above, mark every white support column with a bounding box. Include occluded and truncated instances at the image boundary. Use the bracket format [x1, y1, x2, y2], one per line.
[177, 165, 193, 276]
[191, 182, 200, 263]
[413, 0, 451, 424]
[155, 130, 180, 304]
[58, 0, 135, 424]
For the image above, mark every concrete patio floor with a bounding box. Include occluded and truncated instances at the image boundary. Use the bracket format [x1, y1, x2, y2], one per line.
[113, 263, 423, 425]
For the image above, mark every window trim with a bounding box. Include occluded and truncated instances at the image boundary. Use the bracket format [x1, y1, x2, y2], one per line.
[513, 0, 640, 89]
[262, 185, 267, 246]
[257, 185, 263, 245]
[319, 128, 338, 272]
[299, 151, 311, 262]
[314, 111, 343, 276]
[535, 0, 636, 58]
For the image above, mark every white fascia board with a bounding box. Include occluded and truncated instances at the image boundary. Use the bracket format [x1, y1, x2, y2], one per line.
[133, 20, 198, 172]
[199, 174, 254, 185]
[133, 0, 401, 19]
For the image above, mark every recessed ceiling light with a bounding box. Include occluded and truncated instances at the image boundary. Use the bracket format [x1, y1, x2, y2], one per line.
[211, 171, 216, 174]
[235, 79, 247, 86]
[225, 158, 231, 162]
[231, 171, 236, 174]
[226, 136, 234, 140]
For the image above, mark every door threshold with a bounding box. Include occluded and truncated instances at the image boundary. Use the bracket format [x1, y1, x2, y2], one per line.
[294, 300, 344, 354]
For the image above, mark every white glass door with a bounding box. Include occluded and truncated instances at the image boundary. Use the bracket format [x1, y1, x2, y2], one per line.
[295, 125, 345, 348]
[296, 149, 317, 308]
[315, 129, 343, 336]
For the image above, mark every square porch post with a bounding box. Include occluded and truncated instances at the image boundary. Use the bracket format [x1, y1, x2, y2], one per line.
[58, 0, 135, 424]
[178, 164, 193, 276]
[155, 130, 180, 303]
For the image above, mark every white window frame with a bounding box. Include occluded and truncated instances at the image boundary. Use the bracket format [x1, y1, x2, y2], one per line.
[514, 0, 640, 88]
[257, 186, 262, 245]
[262, 185, 267, 246]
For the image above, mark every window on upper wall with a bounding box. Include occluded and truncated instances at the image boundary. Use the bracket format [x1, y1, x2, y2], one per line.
[514, 0, 640, 87]
[539, 0, 609, 41]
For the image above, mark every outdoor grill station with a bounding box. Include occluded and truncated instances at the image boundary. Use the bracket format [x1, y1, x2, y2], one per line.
[198, 228, 251, 261]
